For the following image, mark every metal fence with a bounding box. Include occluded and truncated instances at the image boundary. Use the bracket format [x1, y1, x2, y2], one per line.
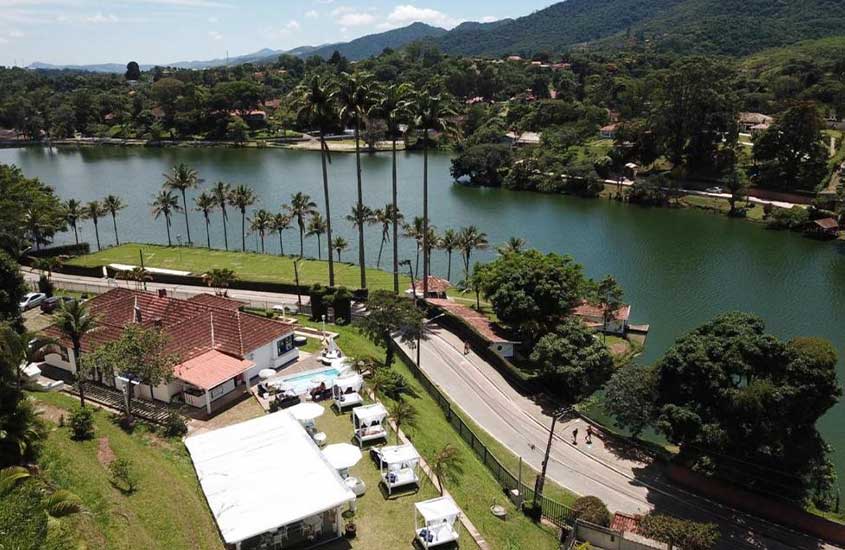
[395, 342, 579, 529]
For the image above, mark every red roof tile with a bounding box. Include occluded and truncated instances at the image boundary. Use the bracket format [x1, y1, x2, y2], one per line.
[409, 276, 451, 294]
[572, 300, 631, 321]
[427, 298, 513, 343]
[610, 512, 642, 534]
[175, 350, 254, 390]
[186, 293, 245, 311]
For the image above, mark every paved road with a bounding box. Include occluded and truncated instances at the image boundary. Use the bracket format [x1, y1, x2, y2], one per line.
[604, 178, 803, 209]
[400, 326, 840, 550]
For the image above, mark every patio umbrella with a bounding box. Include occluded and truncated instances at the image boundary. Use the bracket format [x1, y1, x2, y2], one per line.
[322, 443, 362, 471]
[258, 369, 277, 380]
[288, 402, 324, 422]
[268, 379, 293, 392]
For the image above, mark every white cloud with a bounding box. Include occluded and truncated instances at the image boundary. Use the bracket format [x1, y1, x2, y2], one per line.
[0, 37, 7, 44]
[208, 16, 219, 23]
[208, 30, 223, 40]
[83, 12, 120, 23]
[305, 9, 318, 18]
[336, 12, 376, 27]
[385, 5, 457, 29]
[137, 0, 233, 8]
[285, 19, 300, 30]
[481, 16, 498, 23]
[8, 30, 25, 37]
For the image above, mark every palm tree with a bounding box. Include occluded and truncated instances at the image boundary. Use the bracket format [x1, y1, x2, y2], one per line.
[285, 192, 317, 257]
[403, 216, 425, 277]
[272, 212, 292, 255]
[211, 181, 231, 250]
[371, 82, 412, 293]
[53, 300, 97, 408]
[388, 398, 418, 444]
[63, 199, 84, 245]
[430, 444, 463, 496]
[372, 205, 402, 269]
[249, 209, 273, 253]
[458, 225, 488, 279]
[23, 207, 48, 251]
[163, 163, 202, 245]
[202, 267, 238, 296]
[497, 236, 526, 256]
[102, 195, 125, 246]
[293, 74, 338, 286]
[33, 257, 61, 279]
[412, 88, 457, 296]
[82, 200, 107, 251]
[335, 71, 375, 289]
[307, 212, 328, 259]
[345, 204, 374, 263]
[438, 228, 459, 281]
[194, 192, 216, 249]
[0, 325, 53, 389]
[151, 190, 181, 246]
[118, 266, 152, 290]
[331, 236, 349, 262]
[228, 184, 257, 251]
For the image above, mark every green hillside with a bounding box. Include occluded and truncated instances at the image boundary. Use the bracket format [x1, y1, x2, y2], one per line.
[308, 22, 447, 60]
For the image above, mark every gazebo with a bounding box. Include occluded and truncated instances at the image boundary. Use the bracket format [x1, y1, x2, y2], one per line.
[414, 496, 461, 548]
[352, 403, 388, 446]
[332, 373, 364, 411]
[377, 443, 421, 495]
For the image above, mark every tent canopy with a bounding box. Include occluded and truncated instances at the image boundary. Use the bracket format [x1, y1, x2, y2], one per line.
[322, 443, 363, 470]
[353, 403, 387, 423]
[333, 373, 363, 392]
[288, 402, 325, 422]
[184, 411, 354, 544]
[416, 496, 460, 523]
[380, 444, 420, 465]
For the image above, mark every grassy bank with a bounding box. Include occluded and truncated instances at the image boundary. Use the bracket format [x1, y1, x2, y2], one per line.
[29, 391, 222, 549]
[67, 243, 408, 292]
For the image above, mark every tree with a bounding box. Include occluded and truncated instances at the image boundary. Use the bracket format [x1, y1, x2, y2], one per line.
[285, 192, 317, 258]
[335, 72, 375, 289]
[0, 325, 52, 390]
[62, 199, 84, 245]
[331, 236, 349, 262]
[653, 312, 841, 503]
[194, 191, 216, 248]
[530, 318, 614, 402]
[430, 444, 463, 496]
[496, 236, 526, 256]
[150, 190, 180, 247]
[603, 363, 655, 438]
[102, 194, 125, 246]
[125, 61, 141, 81]
[403, 216, 425, 277]
[594, 275, 624, 341]
[272, 213, 291, 256]
[355, 290, 423, 366]
[345, 204, 374, 260]
[438, 228, 458, 281]
[53, 300, 97, 409]
[572, 496, 610, 527]
[202, 268, 238, 295]
[163, 163, 202, 245]
[477, 250, 584, 341]
[412, 88, 457, 296]
[372, 205, 401, 269]
[306, 212, 328, 259]
[82, 200, 107, 251]
[725, 168, 749, 216]
[86, 324, 180, 423]
[294, 75, 339, 286]
[457, 225, 488, 279]
[450, 144, 513, 186]
[0, 164, 66, 255]
[226, 116, 249, 143]
[210, 181, 231, 250]
[249, 209, 273, 253]
[227, 184, 256, 251]
[639, 513, 719, 550]
[0, 252, 26, 326]
[388, 398, 417, 444]
[754, 102, 828, 191]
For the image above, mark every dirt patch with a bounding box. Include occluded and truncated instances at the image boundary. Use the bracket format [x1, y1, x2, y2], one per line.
[33, 400, 68, 425]
[96, 437, 116, 468]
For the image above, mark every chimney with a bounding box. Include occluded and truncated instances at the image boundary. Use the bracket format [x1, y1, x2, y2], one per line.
[157, 289, 167, 298]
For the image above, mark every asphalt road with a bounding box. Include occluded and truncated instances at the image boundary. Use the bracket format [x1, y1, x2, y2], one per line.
[400, 325, 840, 550]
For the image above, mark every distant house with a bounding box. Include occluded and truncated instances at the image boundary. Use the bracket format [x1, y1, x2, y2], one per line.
[263, 98, 282, 110]
[738, 112, 774, 134]
[427, 298, 517, 359]
[465, 96, 486, 105]
[805, 217, 840, 239]
[504, 131, 541, 146]
[550, 63, 572, 71]
[572, 300, 631, 335]
[600, 123, 620, 139]
[407, 276, 451, 299]
[43, 288, 298, 415]
[506, 55, 523, 62]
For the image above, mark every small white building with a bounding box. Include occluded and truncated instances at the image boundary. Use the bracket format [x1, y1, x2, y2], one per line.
[185, 411, 355, 549]
[572, 300, 631, 335]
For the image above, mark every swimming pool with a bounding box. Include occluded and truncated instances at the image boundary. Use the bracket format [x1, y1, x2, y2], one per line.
[279, 367, 342, 395]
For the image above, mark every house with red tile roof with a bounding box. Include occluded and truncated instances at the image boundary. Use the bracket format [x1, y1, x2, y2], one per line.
[406, 276, 451, 299]
[427, 298, 518, 359]
[43, 288, 298, 414]
[572, 299, 631, 335]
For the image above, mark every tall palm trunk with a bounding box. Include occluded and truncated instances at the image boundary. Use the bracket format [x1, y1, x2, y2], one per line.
[72, 223, 79, 245]
[298, 221, 305, 257]
[354, 121, 366, 289]
[93, 220, 101, 251]
[316, 235, 322, 259]
[180, 189, 192, 245]
[278, 231, 285, 255]
[111, 213, 120, 245]
[165, 216, 172, 246]
[204, 214, 211, 248]
[392, 136, 399, 294]
[241, 209, 246, 251]
[422, 129, 429, 296]
[221, 208, 229, 250]
[320, 134, 335, 287]
[377, 233, 386, 268]
[259, 234, 265, 253]
[73, 341, 85, 408]
[446, 250, 452, 281]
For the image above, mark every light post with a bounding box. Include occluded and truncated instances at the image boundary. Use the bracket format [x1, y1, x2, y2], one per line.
[176, 234, 183, 263]
[293, 258, 302, 313]
[532, 406, 572, 514]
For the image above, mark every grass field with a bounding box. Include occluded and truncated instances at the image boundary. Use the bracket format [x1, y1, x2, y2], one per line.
[67, 243, 408, 291]
[29, 391, 223, 550]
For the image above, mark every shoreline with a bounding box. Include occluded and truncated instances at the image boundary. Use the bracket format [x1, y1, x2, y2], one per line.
[0, 137, 408, 153]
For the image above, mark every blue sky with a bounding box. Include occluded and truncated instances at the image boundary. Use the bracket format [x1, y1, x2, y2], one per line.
[0, 0, 554, 66]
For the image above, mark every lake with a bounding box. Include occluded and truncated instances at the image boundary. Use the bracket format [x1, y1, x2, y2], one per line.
[4, 145, 845, 482]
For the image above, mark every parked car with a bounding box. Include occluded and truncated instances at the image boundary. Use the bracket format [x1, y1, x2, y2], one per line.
[19, 292, 47, 311]
[40, 295, 74, 313]
[705, 186, 725, 194]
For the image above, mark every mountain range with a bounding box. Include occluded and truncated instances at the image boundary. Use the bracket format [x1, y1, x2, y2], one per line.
[27, 0, 845, 72]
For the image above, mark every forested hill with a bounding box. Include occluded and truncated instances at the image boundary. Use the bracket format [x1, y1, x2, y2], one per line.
[307, 23, 448, 61]
[431, 0, 845, 57]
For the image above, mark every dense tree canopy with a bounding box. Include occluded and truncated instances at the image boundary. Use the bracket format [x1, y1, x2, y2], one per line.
[0, 164, 66, 254]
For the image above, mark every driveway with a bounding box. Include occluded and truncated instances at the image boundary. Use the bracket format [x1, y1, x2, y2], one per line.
[399, 325, 840, 550]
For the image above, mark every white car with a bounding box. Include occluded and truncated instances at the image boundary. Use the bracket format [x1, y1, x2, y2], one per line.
[705, 186, 725, 194]
[19, 292, 47, 311]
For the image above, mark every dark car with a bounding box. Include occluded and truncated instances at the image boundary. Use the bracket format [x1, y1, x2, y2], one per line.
[40, 296, 74, 313]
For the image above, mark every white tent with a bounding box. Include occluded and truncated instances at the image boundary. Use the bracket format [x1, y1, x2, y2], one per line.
[352, 403, 388, 446]
[288, 402, 325, 422]
[322, 443, 362, 471]
[184, 411, 355, 547]
[415, 496, 461, 548]
[332, 373, 364, 411]
[377, 444, 421, 495]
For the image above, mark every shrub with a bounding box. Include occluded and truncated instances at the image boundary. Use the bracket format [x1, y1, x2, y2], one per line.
[373, 368, 409, 400]
[767, 206, 809, 230]
[69, 407, 95, 441]
[109, 457, 138, 493]
[572, 496, 611, 527]
[37, 275, 54, 297]
[162, 411, 187, 438]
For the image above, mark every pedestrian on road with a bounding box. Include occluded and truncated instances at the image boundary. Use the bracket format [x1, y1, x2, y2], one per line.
[586, 425, 593, 444]
[463, 341, 470, 355]
[572, 428, 578, 445]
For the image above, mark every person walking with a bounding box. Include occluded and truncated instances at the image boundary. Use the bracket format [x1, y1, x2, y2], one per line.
[463, 341, 470, 355]
[586, 425, 593, 444]
[572, 428, 579, 445]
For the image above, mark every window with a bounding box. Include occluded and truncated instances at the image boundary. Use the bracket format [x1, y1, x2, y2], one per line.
[276, 334, 294, 357]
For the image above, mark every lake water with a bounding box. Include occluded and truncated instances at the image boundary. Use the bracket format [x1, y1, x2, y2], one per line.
[4, 145, 845, 481]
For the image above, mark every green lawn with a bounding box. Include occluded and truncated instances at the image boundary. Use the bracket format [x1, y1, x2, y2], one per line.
[296, 316, 562, 549]
[29, 391, 223, 550]
[67, 243, 408, 291]
[682, 195, 766, 221]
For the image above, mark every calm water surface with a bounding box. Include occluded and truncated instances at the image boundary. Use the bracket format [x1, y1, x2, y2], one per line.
[3, 145, 845, 480]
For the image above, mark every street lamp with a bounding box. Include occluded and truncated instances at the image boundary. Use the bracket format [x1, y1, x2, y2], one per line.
[532, 406, 573, 513]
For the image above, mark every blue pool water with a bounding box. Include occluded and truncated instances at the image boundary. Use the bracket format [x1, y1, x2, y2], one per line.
[281, 367, 342, 395]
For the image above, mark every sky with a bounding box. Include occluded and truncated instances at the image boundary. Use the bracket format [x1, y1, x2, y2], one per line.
[0, 0, 555, 67]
